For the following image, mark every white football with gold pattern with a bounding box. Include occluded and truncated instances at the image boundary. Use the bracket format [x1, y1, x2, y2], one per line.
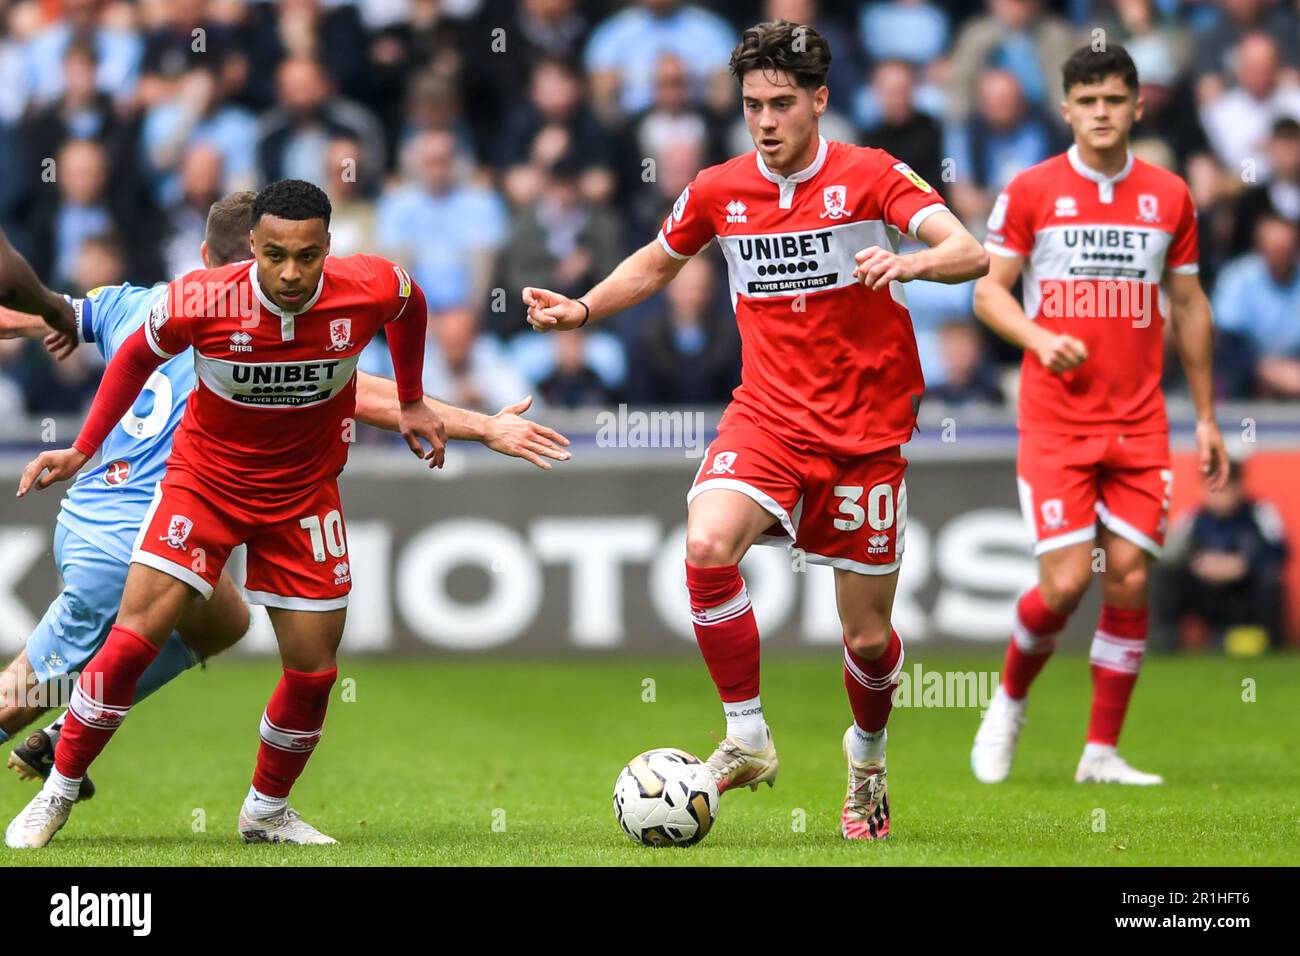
[612, 748, 719, 847]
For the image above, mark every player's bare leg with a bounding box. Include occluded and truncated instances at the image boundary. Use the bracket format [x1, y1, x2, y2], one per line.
[0, 651, 44, 744]
[837, 567, 904, 840]
[972, 540, 1092, 783]
[6, 566, 196, 848]
[176, 572, 252, 660]
[1075, 528, 1162, 785]
[237, 606, 344, 846]
[686, 489, 781, 793]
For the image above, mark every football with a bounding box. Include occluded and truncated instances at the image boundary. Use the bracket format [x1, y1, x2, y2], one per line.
[612, 748, 720, 847]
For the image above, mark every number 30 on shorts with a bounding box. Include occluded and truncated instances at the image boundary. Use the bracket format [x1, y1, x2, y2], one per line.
[298, 510, 347, 562]
[832, 484, 895, 532]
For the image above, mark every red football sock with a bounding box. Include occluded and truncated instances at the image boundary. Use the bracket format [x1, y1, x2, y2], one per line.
[251, 667, 338, 798]
[56, 625, 161, 779]
[843, 628, 904, 733]
[1002, 586, 1069, 700]
[1087, 605, 1147, 746]
[685, 562, 760, 702]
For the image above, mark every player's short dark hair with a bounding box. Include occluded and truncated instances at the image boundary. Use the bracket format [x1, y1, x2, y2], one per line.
[251, 179, 332, 229]
[1272, 117, 1300, 140]
[205, 191, 256, 267]
[1061, 44, 1140, 96]
[729, 20, 832, 91]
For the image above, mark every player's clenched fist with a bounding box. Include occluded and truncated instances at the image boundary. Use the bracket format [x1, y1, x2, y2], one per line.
[1032, 331, 1089, 373]
[522, 287, 589, 331]
[852, 245, 919, 291]
[17, 447, 88, 497]
[398, 400, 447, 469]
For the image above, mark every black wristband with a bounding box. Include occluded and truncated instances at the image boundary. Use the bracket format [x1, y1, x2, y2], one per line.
[576, 299, 590, 328]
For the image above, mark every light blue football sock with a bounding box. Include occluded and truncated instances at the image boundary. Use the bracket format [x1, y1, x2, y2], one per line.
[133, 633, 200, 703]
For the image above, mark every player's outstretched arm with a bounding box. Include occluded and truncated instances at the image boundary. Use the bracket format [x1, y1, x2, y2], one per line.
[523, 238, 688, 332]
[16, 325, 166, 497]
[0, 305, 56, 339]
[1166, 270, 1229, 492]
[0, 229, 76, 347]
[973, 252, 1088, 373]
[853, 210, 988, 290]
[353, 373, 571, 470]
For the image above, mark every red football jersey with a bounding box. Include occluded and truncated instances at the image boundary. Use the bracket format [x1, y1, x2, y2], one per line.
[145, 254, 419, 500]
[985, 146, 1200, 435]
[659, 136, 948, 455]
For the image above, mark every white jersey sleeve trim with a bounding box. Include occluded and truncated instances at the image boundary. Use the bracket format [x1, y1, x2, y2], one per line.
[985, 241, 1025, 258]
[657, 230, 691, 260]
[908, 202, 949, 239]
[1169, 263, 1199, 275]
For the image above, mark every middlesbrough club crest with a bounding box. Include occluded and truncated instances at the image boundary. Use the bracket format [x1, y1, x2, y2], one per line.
[161, 514, 193, 551]
[103, 460, 130, 486]
[820, 184, 852, 220]
[327, 318, 353, 352]
[705, 451, 737, 476]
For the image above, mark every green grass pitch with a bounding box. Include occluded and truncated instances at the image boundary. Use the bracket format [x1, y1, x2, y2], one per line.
[3, 653, 1296, 866]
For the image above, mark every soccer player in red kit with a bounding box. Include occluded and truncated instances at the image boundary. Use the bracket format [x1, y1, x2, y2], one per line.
[524, 21, 988, 840]
[971, 46, 1229, 786]
[6, 180, 443, 847]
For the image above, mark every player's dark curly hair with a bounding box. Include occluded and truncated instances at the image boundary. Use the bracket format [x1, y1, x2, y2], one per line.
[729, 20, 831, 91]
[251, 179, 332, 228]
[1061, 44, 1139, 95]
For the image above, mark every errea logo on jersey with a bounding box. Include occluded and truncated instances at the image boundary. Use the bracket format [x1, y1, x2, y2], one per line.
[1055, 196, 1078, 218]
[229, 330, 253, 352]
[867, 532, 890, 555]
[725, 200, 748, 223]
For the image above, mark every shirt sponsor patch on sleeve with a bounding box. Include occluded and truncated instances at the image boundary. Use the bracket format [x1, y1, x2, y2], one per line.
[393, 265, 411, 299]
[892, 162, 933, 194]
[148, 294, 169, 335]
[672, 184, 691, 221]
[987, 192, 1010, 232]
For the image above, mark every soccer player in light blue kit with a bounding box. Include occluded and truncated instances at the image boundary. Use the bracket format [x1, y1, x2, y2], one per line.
[0, 193, 571, 798]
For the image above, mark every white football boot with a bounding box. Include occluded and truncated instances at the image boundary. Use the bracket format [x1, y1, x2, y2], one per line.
[970, 687, 1027, 783]
[840, 728, 890, 840]
[704, 728, 779, 794]
[1075, 748, 1163, 785]
[238, 806, 338, 845]
[5, 787, 74, 848]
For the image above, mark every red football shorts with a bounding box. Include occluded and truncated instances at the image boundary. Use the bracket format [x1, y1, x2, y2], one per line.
[688, 414, 908, 575]
[1016, 429, 1172, 557]
[131, 465, 351, 610]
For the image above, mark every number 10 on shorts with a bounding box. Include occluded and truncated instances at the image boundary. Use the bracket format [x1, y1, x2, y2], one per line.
[299, 510, 347, 563]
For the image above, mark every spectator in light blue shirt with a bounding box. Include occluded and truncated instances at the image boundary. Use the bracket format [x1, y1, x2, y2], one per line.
[859, 1, 950, 66]
[22, 0, 142, 108]
[585, 0, 734, 118]
[944, 69, 1056, 226]
[376, 128, 508, 314]
[1212, 215, 1300, 398]
[141, 65, 258, 210]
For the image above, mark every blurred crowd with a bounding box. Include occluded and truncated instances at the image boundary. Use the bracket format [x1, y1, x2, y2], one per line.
[0, 0, 1298, 417]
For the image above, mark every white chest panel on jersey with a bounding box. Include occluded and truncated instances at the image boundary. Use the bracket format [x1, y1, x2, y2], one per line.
[194, 353, 358, 408]
[716, 218, 900, 306]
